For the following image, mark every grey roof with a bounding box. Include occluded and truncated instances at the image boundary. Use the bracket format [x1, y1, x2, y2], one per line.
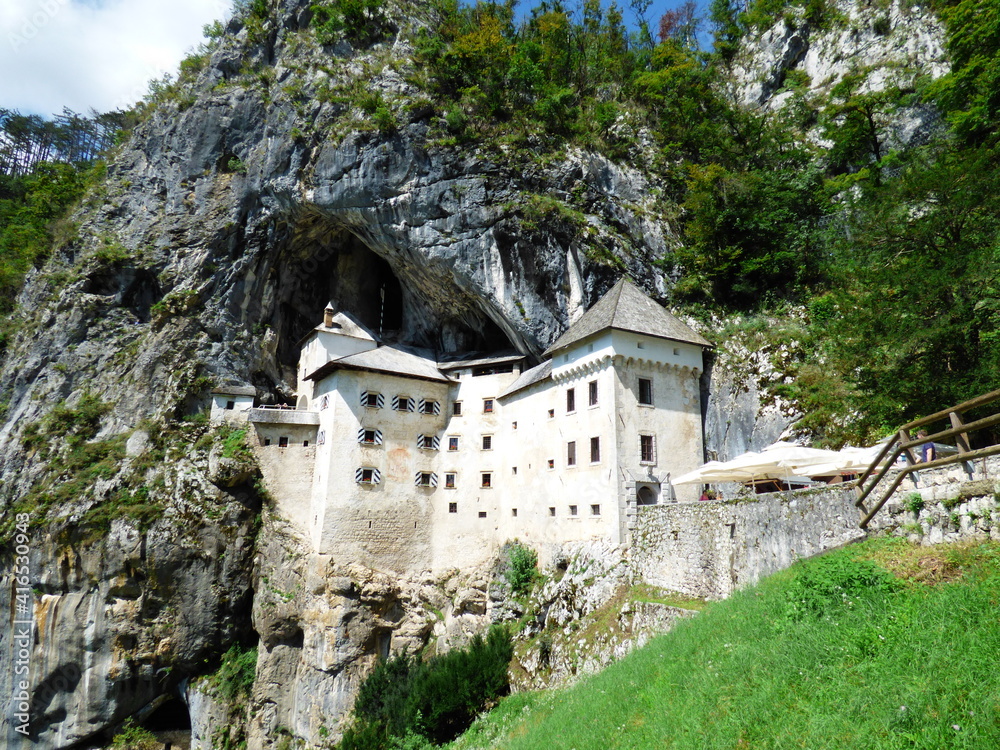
[543, 278, 712, 356]
[438, 352, 526, 371]
[499, 360, 552, 399]
[306, 345, 451, 384]
[298, 310, 378, 348]
[212, 386, 256, 397]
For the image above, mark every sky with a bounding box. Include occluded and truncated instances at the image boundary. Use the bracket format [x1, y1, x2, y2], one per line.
[0, 0, 710, 119]
[0, 0, 231, 116]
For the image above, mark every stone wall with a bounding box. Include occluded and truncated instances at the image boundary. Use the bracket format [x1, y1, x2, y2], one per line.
[631, 456, 1000, 600]
[630, 489, 863, 600]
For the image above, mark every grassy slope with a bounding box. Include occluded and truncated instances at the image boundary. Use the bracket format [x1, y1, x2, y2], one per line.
[451, 539, 1000, 750]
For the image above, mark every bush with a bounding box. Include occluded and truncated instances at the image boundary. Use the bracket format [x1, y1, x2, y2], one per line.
[342, 626, 513, 748]
[110, 719, 159, 750]
[504, 541, 539, 596]
[209, 644, 258, 702]
[312, 0, 393, 47]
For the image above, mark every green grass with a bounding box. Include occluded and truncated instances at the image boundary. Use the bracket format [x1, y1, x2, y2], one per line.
[449, 539, 1000, 750]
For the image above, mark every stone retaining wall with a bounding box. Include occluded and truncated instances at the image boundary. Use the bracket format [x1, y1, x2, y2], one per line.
[631, 456, 1000, 600]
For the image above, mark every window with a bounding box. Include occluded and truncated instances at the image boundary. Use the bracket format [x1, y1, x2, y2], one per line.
[264, 438, 271, 446]
[483, 398, 494, 413]
[482, 435, 492, 450]
[444, 472, 456, 489]
[303, 441, 309, 447]
[638, 378, 653, 406]
[588, 380, 598, 407]
[512, 508, 518, 517]
[547, 408, 555, 419]
[569, 505, 578, 516]
[452, 401, 463, 416]
[359, 428, 382, 445]
[512, 466, 518, 475]
[673, 347, 680, 356]
[547, 458, 555, 470]
[417, 434, 439, 451]
[448, 436, 460, 451]
[548, 507, 556, 517]
[362, 391, 383, 408]
[640, 434, 656, 464]
[478, 511, 487, 518]
[481, 472, 492, 488]
[415, 471, 438, 488]
[278, 436, 289, 448]
[637, 340, 645, 350]
[566, 388, 575, 413]
[512, 421, 517, 430]
[590, 437, 601, 463]
[226, 400, 235, 410]
[567, 441, 577, 467]
[356, 467, 381, 484]
[591, 504, 601, 516]
[419, 399, 440, 415]
[448, 502, 457, 513]
[392, 395, 413, 412]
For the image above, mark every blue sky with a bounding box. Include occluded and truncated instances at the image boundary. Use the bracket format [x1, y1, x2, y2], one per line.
[0, 0, 711, 117]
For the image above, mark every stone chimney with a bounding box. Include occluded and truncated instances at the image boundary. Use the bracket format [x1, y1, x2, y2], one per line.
[323, 303, 334, 328]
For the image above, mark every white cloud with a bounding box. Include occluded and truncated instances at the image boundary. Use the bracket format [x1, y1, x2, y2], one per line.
[0, 0, 231, 116]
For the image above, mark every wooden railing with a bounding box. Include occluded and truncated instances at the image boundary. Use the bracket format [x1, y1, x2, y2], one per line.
[854, 388, 1000, 528]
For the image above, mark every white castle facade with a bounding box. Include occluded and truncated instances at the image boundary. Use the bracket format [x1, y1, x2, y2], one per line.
[216, 279, 710, 571]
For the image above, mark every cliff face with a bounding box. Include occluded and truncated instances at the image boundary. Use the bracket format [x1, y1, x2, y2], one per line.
[729, 0, 948, 148]
[0, 0, 949, 746]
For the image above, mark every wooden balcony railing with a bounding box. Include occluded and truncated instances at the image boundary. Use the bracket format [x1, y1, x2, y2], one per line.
[855, 388, 1000, 528]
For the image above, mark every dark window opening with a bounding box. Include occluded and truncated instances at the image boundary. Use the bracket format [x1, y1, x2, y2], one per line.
[445, 473, 456, 489]
[569, 505, 578, 516]
[512, 508, 518, 517]
[567, 441, 576, 466]
[590, 437, 600, 463]
[482, 435, 492, 450]
[478, 511, 487, 518]
[591, 504, 601, 516]
[483, 399, 494, 413]
[588, 381, 598, 406]
[481, 472, 492, 488]
[453, 401, 463, 416]
[448, 436, 459, 451]
[473, 364, 514, 376]
[303, 440, 310, 447]
[449, 502, 458, 513]
[637, 486, 658, 506]
[639, 378, 653, 405]
[278, 436, 289, 448]
[566, 388, 576, 413]
[226, 400, 235, 410]
[548, 507, 556, 517]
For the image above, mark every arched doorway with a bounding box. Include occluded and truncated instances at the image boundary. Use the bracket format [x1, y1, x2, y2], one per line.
[636, 485, 658, 506]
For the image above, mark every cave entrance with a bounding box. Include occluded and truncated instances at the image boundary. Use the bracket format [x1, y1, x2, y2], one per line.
[142, 695, 192, 750]
[273, 225, 405, 367]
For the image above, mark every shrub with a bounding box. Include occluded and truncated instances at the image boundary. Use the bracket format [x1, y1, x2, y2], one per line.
[504, 542, 539, 596]
[312, 0, 393, 47]
[209, 644, 258, 702]
[110, 719, 159, 750]
[905, 492, 925, 514]
[342, 626, 513, 748]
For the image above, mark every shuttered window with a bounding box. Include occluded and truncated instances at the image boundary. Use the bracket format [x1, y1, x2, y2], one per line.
[414, 471, 438, 487]
[417, 434, 440, 451]
[358, 428, 383, 445]
[361, 391, 384, 409]
[356, 467, 381, 484]
[418, 399, 441, 415]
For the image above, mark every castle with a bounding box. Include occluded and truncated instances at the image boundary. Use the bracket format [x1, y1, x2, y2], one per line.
[214, 279, 710, 571]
